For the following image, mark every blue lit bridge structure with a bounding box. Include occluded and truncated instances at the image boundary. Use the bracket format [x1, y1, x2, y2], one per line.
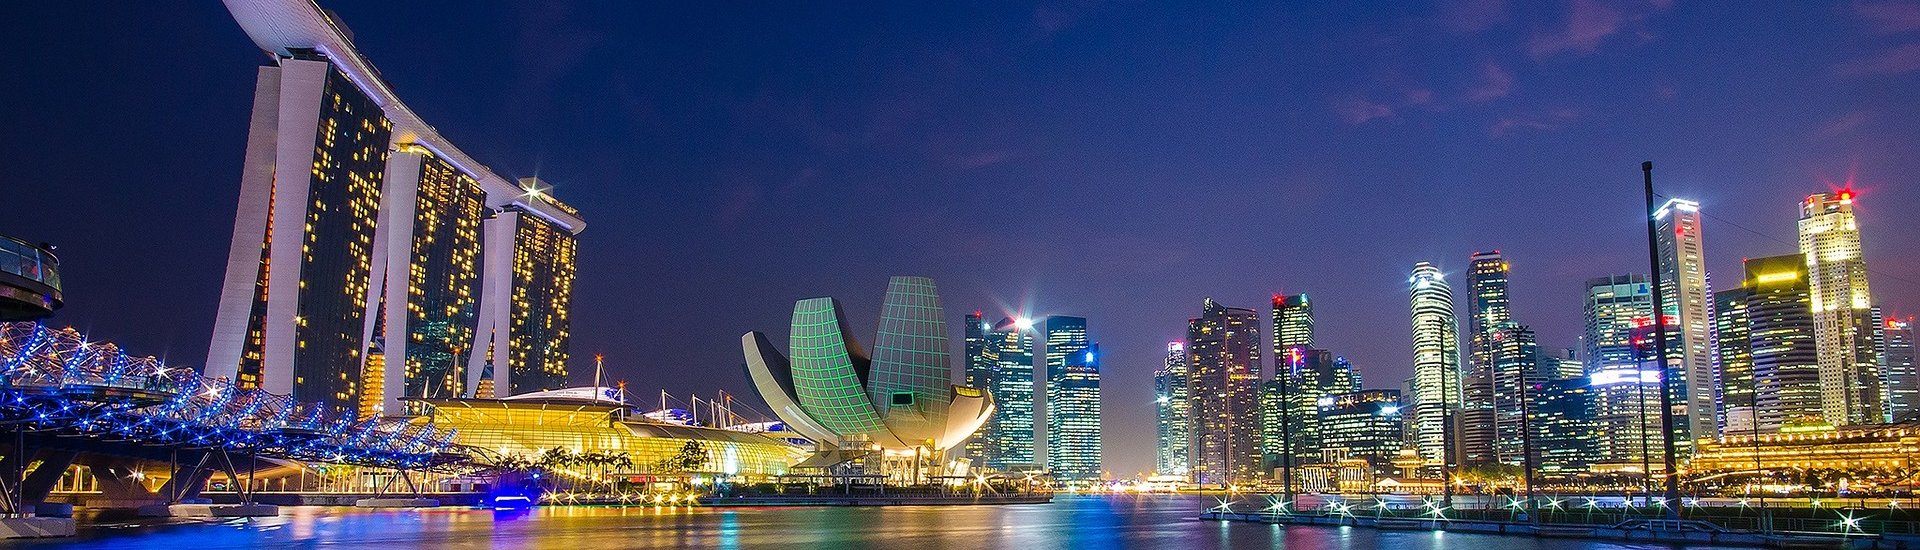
[0, 321, 467, 513]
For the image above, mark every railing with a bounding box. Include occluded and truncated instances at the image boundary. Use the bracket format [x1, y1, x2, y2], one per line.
[1212, 492, 1919, 537]
[0, 235, 60, 295]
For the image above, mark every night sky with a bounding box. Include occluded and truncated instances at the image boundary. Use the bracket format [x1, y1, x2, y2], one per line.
[5, 1, 1919, 477]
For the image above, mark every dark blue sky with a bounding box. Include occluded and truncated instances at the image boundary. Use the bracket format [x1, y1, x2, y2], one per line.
[5, 1, 1918, 476]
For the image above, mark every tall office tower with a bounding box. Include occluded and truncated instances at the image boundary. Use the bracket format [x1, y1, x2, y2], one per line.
[1713, 288, 1755, 433]
[1582, 275, 1664, 469]
[1273, 294, 1314, 350]
[1655, 198, 1716, 443]
[468, 184, 581, 397]
[977, 317, 1036, 470]
[1043, 316, 1090, 466]
[1155, 341, 1192, 478]
[1336, 356, 1363, 392]
[1541, 349, 1583, 380]
[1530, 376, 1596, 477]
[1884, 316, 1919, 422]
[1744, 255, 1823, 432]
[206, 53, 394, 411]
[1264, 347, 1359, 474]
[1799, 190, 1883, 426]
[1460, 251, 1511, 467]
[1487, 322, 1544, 466]
[964, 312, 1000, 465]
[371, 146, 486, 403]
[1408, 262, 1463, 472]
[1188, 298, 1262, 485]
[1048, 343, 1103, 481]
[1316, 390, 1405, 478]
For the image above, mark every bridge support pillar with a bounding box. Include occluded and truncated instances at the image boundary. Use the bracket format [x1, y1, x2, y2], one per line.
[18, 449, 76, 507]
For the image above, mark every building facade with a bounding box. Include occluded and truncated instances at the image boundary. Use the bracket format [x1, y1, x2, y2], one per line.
[1713, 287, 1755, 433]
[1316, 390, 1404, 480]
[1461, 251, 1511, 467]
[1188, 298, 1262, 485]
[1408, 262, 1462, 473]
[1655, 198, 1716, 444]
[1048, 343, 1103, 481]
[1745, 255, 1824, 433]
[1273, 294, 1313, 350]
[1155, 341, 1192, 478]
[1043, 315, 1090, 470]
[1885, 316, 1918, 422]
[1582, 275, 1667, 470]
[1530, 376, 1596, 477]
[1799, 191, 1882, 427]
[976, 317, 1035, 471]
[211, 4, 587, 415]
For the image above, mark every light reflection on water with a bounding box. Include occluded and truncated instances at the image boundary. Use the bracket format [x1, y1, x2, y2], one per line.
[19, 495, 1736, 549]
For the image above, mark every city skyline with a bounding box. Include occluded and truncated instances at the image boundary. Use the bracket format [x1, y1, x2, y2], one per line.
[7, 1, 1920, 478]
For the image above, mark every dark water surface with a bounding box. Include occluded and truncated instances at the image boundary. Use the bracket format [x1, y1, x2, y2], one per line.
[14, 495, 1738, 549]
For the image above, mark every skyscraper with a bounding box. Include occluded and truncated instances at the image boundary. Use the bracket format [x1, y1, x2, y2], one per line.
[1655, 198, 1716, 442]
[206, 52, 392, 411]
[1155, 341, 1192, 478]
[1188, 298, 1262, 485]
[1408, 262, 1462, 473]
[964, 312, 1000, 466]
[1048, 343, 1103, 481]
[1487, 322, 1544, 465]
[1316, 390, 1404, 478]
[1263, 347, 1359, 476]
[1462, 251, 1511, 467]
[1043, 315, 1090, 468]
[1530, 376, 1596, 477]
[1745, 255, 1822, 432]
[1798, 190, 1883, 427]
[212, 5, 588, 413]
[1884, 316, 1919, 422]
[977, 317, 1036, 470]
[1273, 294, 1314, 350]
[1582, 275, 1665, 470]
[1713, 288, 1754, 433]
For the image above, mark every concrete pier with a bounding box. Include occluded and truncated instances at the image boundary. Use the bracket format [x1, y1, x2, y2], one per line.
[0, 518, 76, 539]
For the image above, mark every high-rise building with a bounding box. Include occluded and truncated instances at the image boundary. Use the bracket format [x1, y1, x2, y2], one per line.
[964, 312, 1000, 466]
[1262, 347, 1357, 477]
[1745, 255, 1823, 432]
[977, 317, 1036, 470]
[1273, 294, 1314, 350]
[1655, 198, 1716, 443]
[1408, 262, 1462, 473]
[374, 146, 486, 404]
[1530, 376, 1596, 477]
[469, 189, 582, 397]
[1043, 315, 1090, 468]
[1316, 390, 1404, 478]
[1155, 341, 1192, 478]
[1799, 190, 1883, 426]
[1884, 316, 1919, 422]
[1048, 343, 1103, 481]
[1713, 288, 1755, 433]
[212, 5, 587, 414]
[1461, 251, 1511, 467]
[1487, 322, 1545, 466]
[205, 53, 393, 411]
[1582, 275, 1667, 470]
[1188, 298, 1262, 485]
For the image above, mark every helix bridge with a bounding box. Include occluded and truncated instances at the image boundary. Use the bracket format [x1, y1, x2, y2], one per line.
[0, 322, 466, 471]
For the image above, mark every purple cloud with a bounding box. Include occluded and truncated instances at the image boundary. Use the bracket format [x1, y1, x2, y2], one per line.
[1814, 111, 1873, 139]
[1855, 1, 1920, 34]
[1334, 96, 1396, 124]
[1489, 108, 1581, 136]
[1527, 0, 1670, 60]
[1834, 42, 1920, 76]
[1466, 63, 1515, 102]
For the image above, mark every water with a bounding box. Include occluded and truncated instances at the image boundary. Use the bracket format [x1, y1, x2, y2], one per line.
[20, 496, 1737, 549]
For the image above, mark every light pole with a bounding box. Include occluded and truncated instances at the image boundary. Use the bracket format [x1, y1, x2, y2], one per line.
[1640, 161, 1682, 519]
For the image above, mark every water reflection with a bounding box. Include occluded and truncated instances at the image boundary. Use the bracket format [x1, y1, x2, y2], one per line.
[23, 495, 1744, 549]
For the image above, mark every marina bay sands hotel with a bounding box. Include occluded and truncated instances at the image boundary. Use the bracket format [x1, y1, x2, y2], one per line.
[205, 0, 584, 417]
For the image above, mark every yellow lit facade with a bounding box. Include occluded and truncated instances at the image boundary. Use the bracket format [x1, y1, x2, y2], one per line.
[413, 396, 803, 478]
[1797, 191, 1882, 426]
[360, 341, 385, 419]
[1689, 424, 1920, 474]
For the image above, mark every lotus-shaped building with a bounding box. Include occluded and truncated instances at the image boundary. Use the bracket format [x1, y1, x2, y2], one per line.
[742, 276, 992, 459]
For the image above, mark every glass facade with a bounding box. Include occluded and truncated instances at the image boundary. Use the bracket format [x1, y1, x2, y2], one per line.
[1655, 198, 1715, 444]
[507, 212, 577, 395]
[1745, 254, 1823, 432]
[1408, 262, 1460, 473]
[1885, 317, 1919, 422]
[1049, 343, 1102, 480]
[403, 154, 486, 399]
[1187, 298, 1261, 485]
[868, 276, 952, 442]
[1044, 316, 1091, 475]
[419, 399, 802, 478]
[1529, 376, 1595, 477]
[1713, 287, 1754, 433]
[1798, 191, 1882, 426]
[979, 317, 1034, 470]
[1272, 294, 1313, 351]
[1154, 341, 1191, 478]
[1461, 251, 1510, 468]
[1315, 390, 1403, 477]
